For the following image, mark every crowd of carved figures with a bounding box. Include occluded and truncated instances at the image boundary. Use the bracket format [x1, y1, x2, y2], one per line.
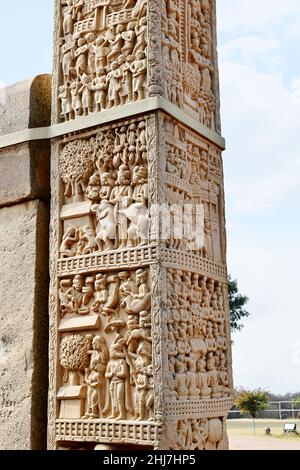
[163, 120, 222, 261]
[171, 417, 226, 450]
[58, 117, 223, 259]
[59, 0, 148, 120]
[59, 0, 217, 128]
[166, 268, 230, 401]
[162, 0, 216, 128]
[58, 269, 154, 421]
[59, 120, 149, 254]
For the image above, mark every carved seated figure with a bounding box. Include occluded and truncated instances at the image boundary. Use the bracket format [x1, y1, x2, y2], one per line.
[120, 269, 151, 319]
[92, 274, 108, 314]
[86, 173, 100, 203]
[65, 274, 84, 315]
[206, 352, 221, 399]
[60, 227, 78, 258]
[78, 225, 97, 255]
[186, 357, 200, 399]
[196, 355, 211, 399]
[174, 355, 188, 400]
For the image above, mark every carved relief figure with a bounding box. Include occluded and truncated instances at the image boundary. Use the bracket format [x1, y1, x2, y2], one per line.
[58, 1, 148, 121]
[83, 335, 109, 419]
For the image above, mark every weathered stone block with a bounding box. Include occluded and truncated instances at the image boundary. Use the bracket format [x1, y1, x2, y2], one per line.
[0, 141, 50, 208]
[0, 200, 49, 450]
[0, 75, 51, 136]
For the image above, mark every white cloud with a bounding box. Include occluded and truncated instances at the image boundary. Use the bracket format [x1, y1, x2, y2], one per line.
[229, 235, 300, 393]
[220, 36, 279, 63]
[290, 77, 300, 104]
[220, 60, 300, 214]
[218, 2, 300, 393]
[218, 0, 300, 33]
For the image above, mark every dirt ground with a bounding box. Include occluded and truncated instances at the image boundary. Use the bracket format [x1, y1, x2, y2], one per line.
[227, 419, 300, 450]
[229, 434, 300, 450]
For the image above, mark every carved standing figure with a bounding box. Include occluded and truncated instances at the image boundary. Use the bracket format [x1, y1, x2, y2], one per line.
[83, 336, 109, 419]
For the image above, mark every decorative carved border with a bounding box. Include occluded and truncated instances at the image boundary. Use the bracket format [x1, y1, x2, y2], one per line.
[148, 0, 163, 96]
[56, 420, 162, 446]
[165, 398, 234, 420]
[57, 245, 159, 277]
[48, 140, 61, 449]
[161, 248, 227, 281]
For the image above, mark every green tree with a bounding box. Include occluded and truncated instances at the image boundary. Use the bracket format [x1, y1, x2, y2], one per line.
[228, 276, 249, 332]
[236, 389, 269, 434]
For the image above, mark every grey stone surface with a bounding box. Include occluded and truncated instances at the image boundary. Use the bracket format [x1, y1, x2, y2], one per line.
[0, 75, 51, 136]
[0, 141, 50, 208]
[0, 200, 49, 450]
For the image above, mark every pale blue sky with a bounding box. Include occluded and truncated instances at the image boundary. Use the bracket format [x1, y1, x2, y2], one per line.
[1, 0, 300, 394]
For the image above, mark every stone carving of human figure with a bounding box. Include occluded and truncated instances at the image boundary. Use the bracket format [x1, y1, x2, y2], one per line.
[86, 173, 100, 203]
[99, 172, 114, 201]
[92, 69, 108, 112]
[119, 271, 137, 330]
[72, 0, 84, 21]
[113, 125, 129, 168]
[83, 336, 109, 419]
[92, 199, 117, 251]
[126, 166, 149, 246]
[196, 354, 211, 398]
[176, 420, 192, 449]
[109, 165, 133, 248]
[70, 80, 82, 117]
[60, 227, 78, 258]
[107, 61, 121, 108]
[137, 120, 147, 163]
[62, 0, 74, 37]
[206, 352, 220, 398]
[86, 33, 96, 79]
[102, 274, 121, 326]
[94, 36, 109, 72]
[203, 219, 213, 258]
[92, 274, 108, 314]
[126, 313, 153, 420]
[130, 51, 147, 101]
[205, 321, 217, 352]
[104, 335, 132, 419]
[190, 419, 207, 450]
[118, 55, 132, 105]
[132, 17, 147, 55]
[78, 225, 97, 255]
[121, 269, 151, 324]
[201, 66, 212, 93]
[107, 24, 125, 64]
[61, 42, 74, 82]
[59, 83, 72, 121]
[59, 279, 72, 317]
[75, 38, 88, 77]
[186, 357, 200, 399]
[121, 22, 136, 57]
[66, 274, 84, 314]
[79, 73, 93, 115]
[174, 355, 188, 400]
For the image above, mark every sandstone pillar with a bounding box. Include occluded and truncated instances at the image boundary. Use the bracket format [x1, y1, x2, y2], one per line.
[0, 76, 51, 449]
[49, 0, 233, 450]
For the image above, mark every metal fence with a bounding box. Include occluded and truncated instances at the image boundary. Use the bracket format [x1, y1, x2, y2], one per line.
[228, 401, 300, 420]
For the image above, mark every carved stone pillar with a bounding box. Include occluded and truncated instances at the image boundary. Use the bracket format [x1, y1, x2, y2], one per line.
[49, 0, 233, 450]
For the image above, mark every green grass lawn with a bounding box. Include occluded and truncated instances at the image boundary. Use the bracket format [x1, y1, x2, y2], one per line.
[227, 419, 300, 439]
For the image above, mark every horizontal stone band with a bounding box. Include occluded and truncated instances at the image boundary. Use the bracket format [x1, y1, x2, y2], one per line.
[0, 96, 226, 150]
